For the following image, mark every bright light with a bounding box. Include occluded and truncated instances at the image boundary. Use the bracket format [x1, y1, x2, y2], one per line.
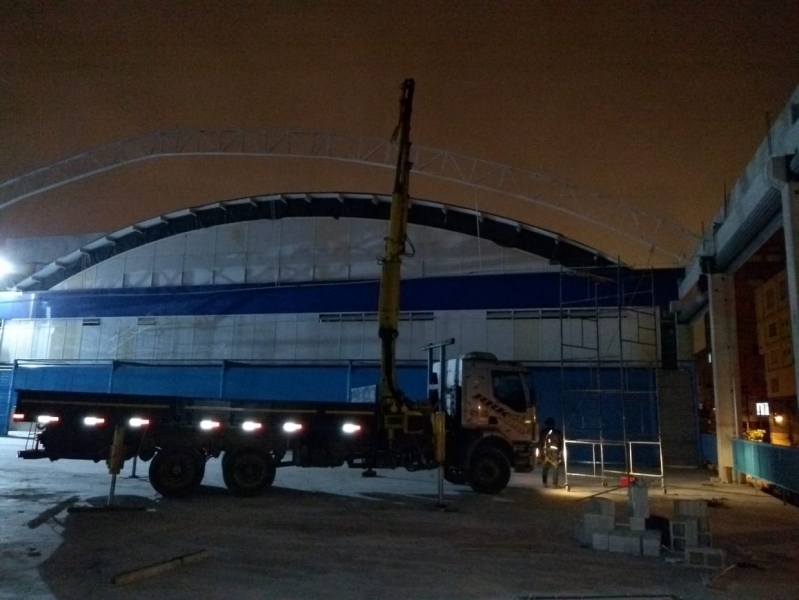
[535, 447, 540, 457]
[283, 422, 302, 433]
[342, 423, 361, 434]
[242, 421, 262, 432]
[12, 413, 24, 421]
[128, 417, 150, 428]
[775, 414, 784, 424]
[707, 353, 712, 364]
[37, 415, 59, 424]
[0, 256, 15, 277]
[83, 416, 105, 426]
[200, 420, 220, 430]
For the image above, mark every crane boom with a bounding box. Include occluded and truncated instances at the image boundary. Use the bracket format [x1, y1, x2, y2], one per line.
[378, 78, 415, 415]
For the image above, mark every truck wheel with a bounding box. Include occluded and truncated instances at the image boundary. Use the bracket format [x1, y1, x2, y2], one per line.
[222, 449, 276, 497]
[468, 448, 511, 494]
[149, 447, 203, 498]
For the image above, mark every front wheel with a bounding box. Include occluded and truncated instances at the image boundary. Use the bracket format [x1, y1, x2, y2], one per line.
[149, 447, 204, 498]
[468, 448, 511, 494]
[223, 449, 276, 497]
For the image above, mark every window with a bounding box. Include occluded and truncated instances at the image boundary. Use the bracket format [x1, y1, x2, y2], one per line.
[755, 402, 770, 416]
[491, 370, 527, 413]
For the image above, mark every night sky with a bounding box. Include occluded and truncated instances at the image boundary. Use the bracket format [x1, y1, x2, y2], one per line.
[1, 1, 797, 266]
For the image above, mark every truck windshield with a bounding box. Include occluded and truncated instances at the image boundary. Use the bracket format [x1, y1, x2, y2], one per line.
[491, 371, 527, 413]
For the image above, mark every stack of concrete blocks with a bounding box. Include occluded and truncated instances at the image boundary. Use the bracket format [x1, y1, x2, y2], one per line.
[579, 485, 661, 558]
[579, 497, 616, 550]
[622, 482, 661, 557]
[671, 499, 725, 569]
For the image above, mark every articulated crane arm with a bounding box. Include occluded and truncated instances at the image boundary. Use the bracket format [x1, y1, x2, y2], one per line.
[378, 78, 415, 417]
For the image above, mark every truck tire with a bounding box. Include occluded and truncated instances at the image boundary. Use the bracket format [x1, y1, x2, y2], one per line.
[468, 448, 511, 494]
[149, 447, 204, 499]
[222, 449, 276, 497]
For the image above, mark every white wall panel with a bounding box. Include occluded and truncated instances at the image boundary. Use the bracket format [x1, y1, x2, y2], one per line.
[339, 321, 364, 359]
[274, 316, 298, 360]
[213, 253, 246, 285]
[156, 234, 186, 256]
[231, 315, 255, 360]
[185, 228, 217, 255]
[317, 321, 341, 360]
[247, 221, 281, 255]
[252, 317, 277, 360]
[78, 324, 101, 360]
[97, 319, 119, 359]
[191, 316, 214, 360]
[486, 319, 513, 360]
[32, 321, 52, 358]
[62, 322, 81, 359]
[211, 316, 235, 359]
[539, 320, 561, 361]
[47, 322, 66, 359]
[513, 319, 539, 361]
[216, 223, 248, 254]
[183, 254, 213, 286]
[279, 221, 314, 264]
[153, 317, 176, 360]
[295, 315, 319, 361]
[94, 259, 124, 288]
[153, 255, 184, 287]
[133, 326, 156, 360]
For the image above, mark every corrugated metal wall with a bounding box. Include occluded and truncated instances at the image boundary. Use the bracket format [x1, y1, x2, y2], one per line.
[658, 368, 700, 466]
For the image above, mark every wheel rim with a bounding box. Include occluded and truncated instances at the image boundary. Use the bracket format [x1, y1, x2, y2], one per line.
[234, 454, 268, 488]
[474, 457, 500, 486]
[158, 453, 196, 490]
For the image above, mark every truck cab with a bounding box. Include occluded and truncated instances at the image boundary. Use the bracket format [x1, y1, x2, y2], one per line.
[438, 352, 536, 493]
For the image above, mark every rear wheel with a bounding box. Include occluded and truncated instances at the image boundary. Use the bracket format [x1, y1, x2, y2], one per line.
[223, 449, 276, 497]
[468, 448, 511, 494]
[149, 447, 204, 498]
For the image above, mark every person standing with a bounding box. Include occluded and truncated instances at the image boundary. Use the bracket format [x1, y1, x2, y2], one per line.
[539, 417, 563, 487]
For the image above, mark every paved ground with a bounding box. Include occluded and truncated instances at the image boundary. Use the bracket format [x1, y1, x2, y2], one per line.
[2, 434, 798, 600]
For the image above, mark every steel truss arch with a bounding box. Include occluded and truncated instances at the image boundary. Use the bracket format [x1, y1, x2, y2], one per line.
[0, 130, 699, 263]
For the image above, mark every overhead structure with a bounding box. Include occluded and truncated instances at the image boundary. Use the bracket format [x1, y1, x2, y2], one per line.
[0, 129, 700, 265]
[12, 192, 619, 292]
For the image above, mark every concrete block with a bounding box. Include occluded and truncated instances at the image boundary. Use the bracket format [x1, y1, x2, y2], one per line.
[623, 531, 642, 556]
[673, 499, 708, 519]
[628, 484, 650, 517]
[586, 497, 615, 517]
[641, 530, 662, 557]
[608, 531, 628, 553]
[670, 517, 699, 551]
[592, 531, 609, 551]
[583, 513, 615, 533]
[608, 531, 641, 555]
[686, 547, 725, 570]
[629, 516, 647, 531]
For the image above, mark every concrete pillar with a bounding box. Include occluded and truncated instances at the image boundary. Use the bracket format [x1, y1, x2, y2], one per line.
[780, 180, 799, 416]
[708, 273, 741, 483]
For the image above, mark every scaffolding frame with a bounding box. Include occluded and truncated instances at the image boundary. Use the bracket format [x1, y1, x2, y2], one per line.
[557, 264, 665, 490]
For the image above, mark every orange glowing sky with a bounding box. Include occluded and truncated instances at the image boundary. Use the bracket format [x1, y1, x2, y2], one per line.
[1, 1, 797, 266]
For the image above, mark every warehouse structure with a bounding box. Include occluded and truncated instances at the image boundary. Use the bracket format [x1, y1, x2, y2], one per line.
[2, 86, 798, 494]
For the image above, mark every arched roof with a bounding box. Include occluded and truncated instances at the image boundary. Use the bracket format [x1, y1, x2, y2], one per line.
[14, 192, 617, 291]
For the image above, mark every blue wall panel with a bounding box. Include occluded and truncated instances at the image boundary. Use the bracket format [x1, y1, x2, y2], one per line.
[0, 366, 14, 435]
[733, 439, 799, 495]
[0, 270, 681, 321]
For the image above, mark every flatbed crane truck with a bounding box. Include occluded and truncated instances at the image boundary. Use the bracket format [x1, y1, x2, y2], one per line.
[13, 80, 537, 497]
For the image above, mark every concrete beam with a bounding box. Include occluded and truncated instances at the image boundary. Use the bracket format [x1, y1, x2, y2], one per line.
[778, 176, 799, 415]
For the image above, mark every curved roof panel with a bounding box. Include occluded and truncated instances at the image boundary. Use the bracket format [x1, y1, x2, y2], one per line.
[14, 192, 617, 291]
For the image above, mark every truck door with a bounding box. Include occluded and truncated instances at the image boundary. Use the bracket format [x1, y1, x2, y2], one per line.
[486, 369, 534, 441]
